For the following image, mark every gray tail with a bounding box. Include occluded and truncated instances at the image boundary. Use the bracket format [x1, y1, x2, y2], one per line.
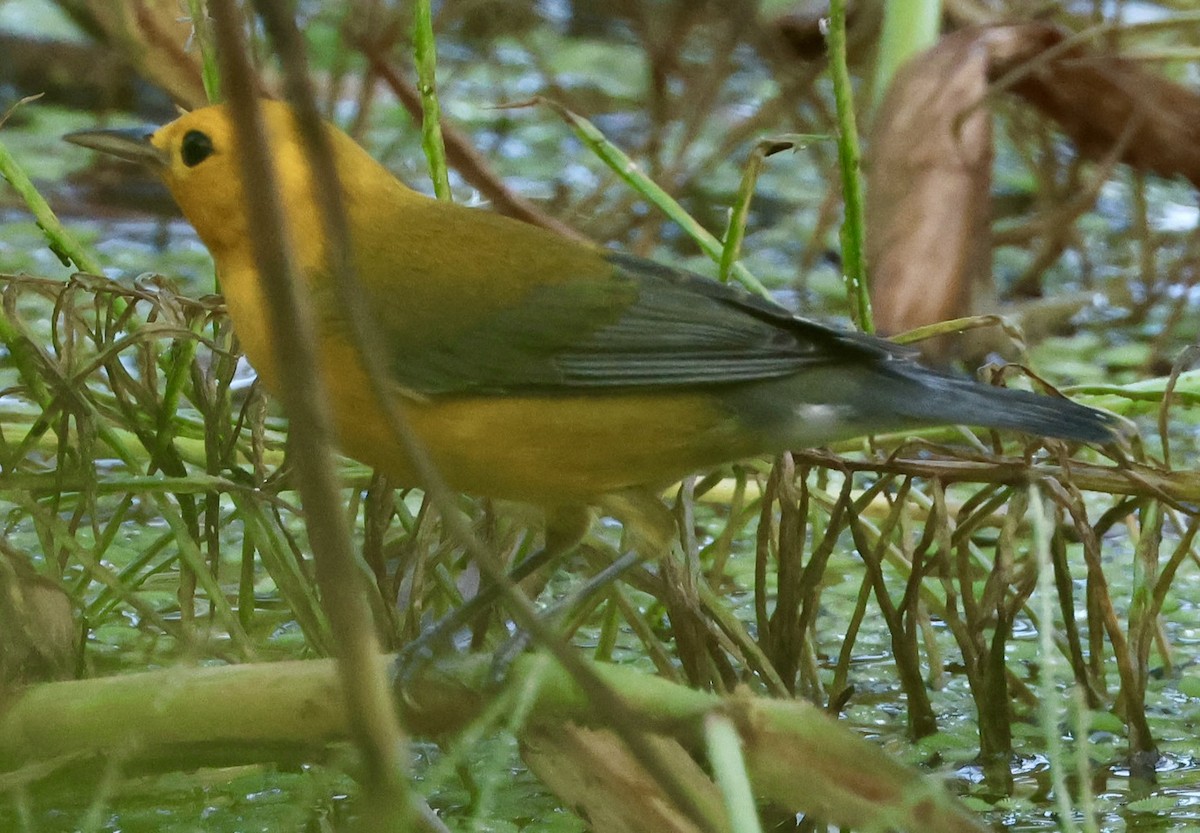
[892, 369, 1123, 445]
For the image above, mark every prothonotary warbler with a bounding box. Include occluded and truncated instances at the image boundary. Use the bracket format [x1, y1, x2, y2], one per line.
[65, 101, 1122, 546]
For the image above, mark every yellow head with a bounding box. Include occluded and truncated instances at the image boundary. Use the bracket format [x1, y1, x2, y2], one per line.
[65, 100, 394, 270]
[150, 103, 252, 261]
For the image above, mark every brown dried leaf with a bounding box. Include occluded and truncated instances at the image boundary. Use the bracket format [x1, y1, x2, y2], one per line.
[999, 23, 1200, 187]
[867, 22, 1200, 349]
[866, 27, 994, 344]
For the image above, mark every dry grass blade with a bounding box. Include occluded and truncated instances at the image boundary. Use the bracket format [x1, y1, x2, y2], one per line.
[523, 725, 728, 833]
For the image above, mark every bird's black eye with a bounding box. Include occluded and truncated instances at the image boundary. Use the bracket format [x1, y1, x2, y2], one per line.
[180, 130, 214, 167]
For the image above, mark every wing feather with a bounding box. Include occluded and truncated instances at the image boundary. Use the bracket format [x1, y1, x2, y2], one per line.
[378, 250, 891, 395]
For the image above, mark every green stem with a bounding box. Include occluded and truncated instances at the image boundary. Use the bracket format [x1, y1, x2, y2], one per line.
[1030, 487, 1082, 832]
[413, 0, 451, 200]
[706, 714, 764, 833]
[187, 0, 221, 103]
[874, 0, 943, 111]
[0, 138, 103, 274]
[545, 99, 771, 299]
[720, 136, 823, 285]
[826, 0, 873, 333]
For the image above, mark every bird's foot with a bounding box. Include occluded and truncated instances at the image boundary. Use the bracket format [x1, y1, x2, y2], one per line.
[391, 611, 465, 696]
[483, 548, 644, 686]
[391, 544, 560, 697]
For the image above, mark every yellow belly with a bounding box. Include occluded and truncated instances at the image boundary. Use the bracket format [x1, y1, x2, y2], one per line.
[334, 352, 749, 503]
[223, 275, 752, 504]
[360, 388, 748, 504]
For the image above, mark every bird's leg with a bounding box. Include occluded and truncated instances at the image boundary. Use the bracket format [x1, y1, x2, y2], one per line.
[392, 505, 592, 687]
[485, 488, 675, 680]
[488, 547, 644, 681]
[597, 488, 679, 563]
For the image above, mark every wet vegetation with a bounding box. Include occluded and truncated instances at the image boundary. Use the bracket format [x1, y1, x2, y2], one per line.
[1, 0, 1200, 830]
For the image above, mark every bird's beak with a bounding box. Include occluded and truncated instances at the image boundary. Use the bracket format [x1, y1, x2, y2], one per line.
[63, 126, 168, 168]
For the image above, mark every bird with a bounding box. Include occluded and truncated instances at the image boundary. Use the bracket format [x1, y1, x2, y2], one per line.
[64, 100, 1122, 565]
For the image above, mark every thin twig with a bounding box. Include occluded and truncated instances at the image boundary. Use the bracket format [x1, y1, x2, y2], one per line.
[209, 1, 413, 825]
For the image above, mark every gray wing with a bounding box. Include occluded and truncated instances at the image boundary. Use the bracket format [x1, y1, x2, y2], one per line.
[388, 251, 892, 395]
